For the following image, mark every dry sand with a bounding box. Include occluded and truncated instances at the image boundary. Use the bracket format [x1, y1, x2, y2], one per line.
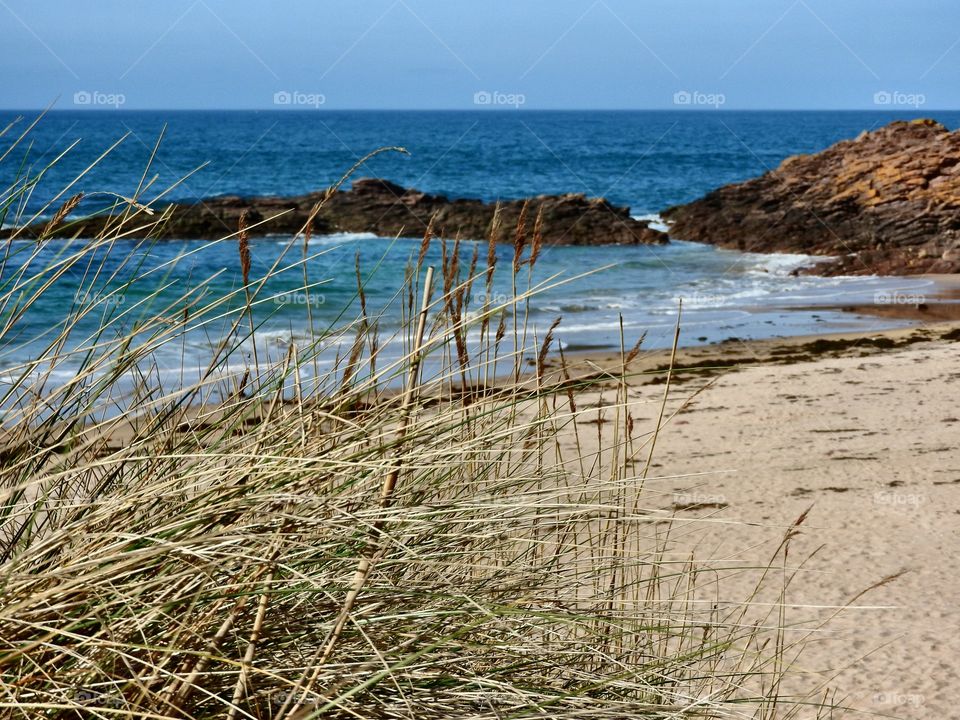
[555, 320, 960, 719]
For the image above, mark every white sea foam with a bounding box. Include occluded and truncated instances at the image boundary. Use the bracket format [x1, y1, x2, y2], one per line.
[277, 231, 381, 247]
[631, 213, 670, 233]
[746, 251, 826, 276]
[552, 320, 632, 333]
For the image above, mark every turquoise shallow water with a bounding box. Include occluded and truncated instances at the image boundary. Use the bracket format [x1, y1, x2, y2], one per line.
[0, 110, 948, 385]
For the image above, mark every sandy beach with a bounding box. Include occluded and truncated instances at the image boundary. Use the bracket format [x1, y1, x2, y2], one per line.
[552, 319, 960, 719]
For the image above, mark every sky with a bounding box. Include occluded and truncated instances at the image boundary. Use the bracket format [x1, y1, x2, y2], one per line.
[1, 0, 958, 111]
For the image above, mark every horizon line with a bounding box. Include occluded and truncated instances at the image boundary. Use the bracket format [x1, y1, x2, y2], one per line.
[2, 107, 956, 114]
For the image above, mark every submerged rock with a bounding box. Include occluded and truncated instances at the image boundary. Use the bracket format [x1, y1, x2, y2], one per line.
[662, 118, 960, 275]
[19, 178, 666, 247]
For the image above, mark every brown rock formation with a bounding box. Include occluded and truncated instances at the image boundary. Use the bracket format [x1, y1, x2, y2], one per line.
[662, 119, 960, 275]
[17, 178, 666, 247]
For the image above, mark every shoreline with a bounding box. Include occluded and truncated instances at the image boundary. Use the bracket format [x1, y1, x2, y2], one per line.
[554, 319, 960, 387]
[789, 271, 960, 323]
[549, 271, 960, 372]
[547, 270, 960, 381]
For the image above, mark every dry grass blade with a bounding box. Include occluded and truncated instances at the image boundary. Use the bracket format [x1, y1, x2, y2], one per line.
[238, 210, 252, 287]
[512, 200, 530, 274]
[642, 300, 682, 480]
[293, 265, 435, 711]
[529, 205, 544, 269]
[40, 193, 84, 239]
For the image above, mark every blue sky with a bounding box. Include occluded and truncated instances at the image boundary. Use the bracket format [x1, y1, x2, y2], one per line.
[1, 0, 957, 110]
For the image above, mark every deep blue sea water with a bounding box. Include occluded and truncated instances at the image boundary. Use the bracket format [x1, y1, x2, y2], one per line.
[0, 110, 952, 387]
[8, 109, 960, 214]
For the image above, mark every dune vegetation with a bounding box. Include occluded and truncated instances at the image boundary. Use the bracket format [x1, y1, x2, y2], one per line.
[0, 117, 832, 719]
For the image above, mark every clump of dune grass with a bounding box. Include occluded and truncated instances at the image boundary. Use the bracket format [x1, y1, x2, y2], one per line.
[0, 114, 839, 719]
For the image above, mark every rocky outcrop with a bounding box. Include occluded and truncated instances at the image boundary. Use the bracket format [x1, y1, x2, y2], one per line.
[662, 119, 960, 275]
[20, 178, 666, 247]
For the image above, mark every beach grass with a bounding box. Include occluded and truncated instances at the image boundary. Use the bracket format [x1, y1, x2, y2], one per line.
[0, 116, 834, 719]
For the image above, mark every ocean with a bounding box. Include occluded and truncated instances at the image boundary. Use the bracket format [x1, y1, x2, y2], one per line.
[1, 109, 952, 385]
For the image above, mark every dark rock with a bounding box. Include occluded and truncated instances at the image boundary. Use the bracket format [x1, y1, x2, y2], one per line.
[662, 119, 960, 276]
[17, 178, 667, 247]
